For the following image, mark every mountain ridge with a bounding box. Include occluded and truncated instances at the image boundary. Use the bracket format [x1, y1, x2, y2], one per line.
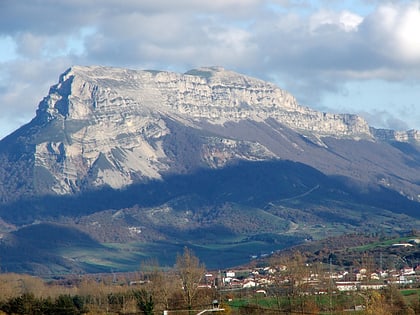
[1, 65, 419, 199]
[34, 65, 420, 142]
[1, 66, 420, 274]
[36, 65, 369, 136]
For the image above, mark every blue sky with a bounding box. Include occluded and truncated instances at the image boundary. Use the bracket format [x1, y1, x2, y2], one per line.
[0, 0, 419, 139]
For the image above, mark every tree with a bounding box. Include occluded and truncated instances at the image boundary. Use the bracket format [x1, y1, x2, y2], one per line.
[175, 247, 205, 312]
[0, 293, 37, 315]
[140, 258, 178, 312]
[269, 251, 325, 314]
[365, 291, 392, 315]
[383, 284, 409, 314]
[133, 289, 154, 315]
[53, 294, 87, 315]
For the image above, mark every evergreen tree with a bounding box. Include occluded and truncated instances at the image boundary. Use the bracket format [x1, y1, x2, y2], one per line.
[133, 289, 154, 315]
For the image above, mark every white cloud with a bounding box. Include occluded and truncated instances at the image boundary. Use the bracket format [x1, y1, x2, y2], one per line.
[0, 58, 73, 135]
[392, 4, 420, 63]
[0, 0, 420, 138]
[361, 3, 420, 65]
[15, 33, 46, 58]
[309, 9, 363, 32]
[339, 11, 364, 31]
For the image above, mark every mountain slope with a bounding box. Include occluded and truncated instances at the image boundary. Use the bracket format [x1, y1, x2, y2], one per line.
[0, 66, 420, 274]
[2, 65, 420, 200]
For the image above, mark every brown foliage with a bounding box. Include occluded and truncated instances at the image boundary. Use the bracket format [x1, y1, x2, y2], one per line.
[175, 247, 206, 310]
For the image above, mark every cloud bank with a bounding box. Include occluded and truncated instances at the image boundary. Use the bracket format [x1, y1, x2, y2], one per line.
[0, 0, 419, 137]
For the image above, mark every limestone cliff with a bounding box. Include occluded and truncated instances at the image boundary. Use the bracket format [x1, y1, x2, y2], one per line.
[1, 66, 419, 198]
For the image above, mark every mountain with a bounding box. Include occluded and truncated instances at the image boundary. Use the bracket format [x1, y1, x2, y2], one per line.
[0, 66, 420, 275]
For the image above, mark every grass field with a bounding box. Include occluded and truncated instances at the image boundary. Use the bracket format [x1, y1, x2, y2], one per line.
[57, 237, 292, 272]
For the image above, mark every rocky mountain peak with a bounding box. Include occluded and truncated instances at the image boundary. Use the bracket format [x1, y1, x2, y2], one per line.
[35, 65, 370, 138]
[2, 66, 420, 275]
[36, 65, 301, 123]
[1, 65, 418, 198]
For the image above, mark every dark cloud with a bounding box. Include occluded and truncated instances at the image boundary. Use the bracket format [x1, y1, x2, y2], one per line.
[0, 0, 419, 137]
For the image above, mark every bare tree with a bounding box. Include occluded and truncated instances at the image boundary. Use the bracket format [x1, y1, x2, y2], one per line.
[269, 251, 311, 314]
[140, 258, 178, 312]
[175, 247, 206, 312]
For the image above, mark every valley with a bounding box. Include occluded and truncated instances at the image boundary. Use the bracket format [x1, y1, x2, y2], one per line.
[0, 66, 419, 275]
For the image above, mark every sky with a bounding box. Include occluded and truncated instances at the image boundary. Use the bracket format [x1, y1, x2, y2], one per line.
[0, 0, 420, 139]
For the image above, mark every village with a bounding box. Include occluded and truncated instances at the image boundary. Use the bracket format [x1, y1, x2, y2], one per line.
[203, 240, 420, 298]
[208, 262, 420, 294]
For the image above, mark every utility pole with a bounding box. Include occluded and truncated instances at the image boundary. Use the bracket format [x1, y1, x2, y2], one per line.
[329, 258, 333, 314]
[380, 252, 383, 273]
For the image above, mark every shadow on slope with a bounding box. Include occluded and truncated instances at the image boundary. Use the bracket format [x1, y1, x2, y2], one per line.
[1, 159, 420, 274]
[1, 159, 420, 225]
[0, 223, 107, 275]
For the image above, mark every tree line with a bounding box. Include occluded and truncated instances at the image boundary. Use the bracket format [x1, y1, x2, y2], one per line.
[0, 248, 419, 314]
[0, 247, 209, 315]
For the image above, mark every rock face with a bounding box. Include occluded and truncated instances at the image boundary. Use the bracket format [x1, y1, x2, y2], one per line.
[38, 66, 371, 136]
[2, 66, 420, 274]
[371, 128, 420, 143]
[0, 65, 419, 200]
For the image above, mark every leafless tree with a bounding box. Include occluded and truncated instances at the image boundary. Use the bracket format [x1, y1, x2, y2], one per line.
[175, 247, 206, 312]
[140, 258, 179, 312]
